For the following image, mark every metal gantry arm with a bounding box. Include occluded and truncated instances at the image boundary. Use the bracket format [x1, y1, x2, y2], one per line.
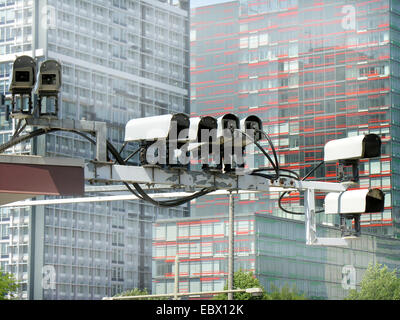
[303, 188, 350, 247]
[85, 162, 346, 194]
[26, 118, 108, 162]
[85, 162, 351, 246]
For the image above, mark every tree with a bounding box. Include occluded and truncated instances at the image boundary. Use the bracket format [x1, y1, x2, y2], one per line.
[213, 270, 268, 300]
[0, 270, 19, 300]
[268, 283, 306, 300]
[346, 263, 400, 300]
[213, 269, 306, 300]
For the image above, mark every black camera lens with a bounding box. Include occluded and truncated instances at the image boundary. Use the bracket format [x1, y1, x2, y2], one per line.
[42, 74, 56, 85]
[16, 71, 30, 82]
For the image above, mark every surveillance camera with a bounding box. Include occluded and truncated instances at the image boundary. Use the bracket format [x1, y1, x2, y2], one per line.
[125, 113, 189, 143]
[325, 188, 384, 237]
[9, 55, 36, 95]
[240, 115, 263, 146]
[36, 59, 62, 96]
[216, 113, 240, 144]
[188, 116, 218, 170]
[324, 134, 381, 162]
[124, 113, 190, 167]
[188, 116, 217, 142]
[215, 114, 241, 172]
[324, 188, 384, 215]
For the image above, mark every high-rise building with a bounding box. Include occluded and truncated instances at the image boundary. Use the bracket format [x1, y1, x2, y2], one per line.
[190, 0, 394, 235]
[152, 211, 400, 300]
[151, 0, 400, 300]
[0, 0, 190, 299]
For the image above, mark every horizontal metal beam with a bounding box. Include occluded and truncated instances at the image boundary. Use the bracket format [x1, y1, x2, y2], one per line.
[0, 154, 84, 167]
[308, 237, 351, 246]
[85, 163, 271, 192]
[85, 163, 347, 193]
[25, 118, 107, 162]
[103, 287, 262, 300]
[84, 184, 174, 193]
[0, 190, 263, 208]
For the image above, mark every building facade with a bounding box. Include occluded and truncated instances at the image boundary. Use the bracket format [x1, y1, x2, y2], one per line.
[153, 210, 400, 300]
[190, 0, 396, 236]
[151, 0, 400, 300]
[0, 0, 190, 299]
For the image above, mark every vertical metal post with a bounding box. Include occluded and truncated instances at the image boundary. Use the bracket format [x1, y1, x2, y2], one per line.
[304, 189, 316, 245]
[95, 122, 108, 162]
[174, 255, 179, 300]
[228, 191, 234, 300]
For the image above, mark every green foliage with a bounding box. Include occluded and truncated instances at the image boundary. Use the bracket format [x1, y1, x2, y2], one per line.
[115, 288, 163, 300]
[0, 270, 19, 300]
[213, 269, 306, 300]
[268, 284, 306, 300]
[346, 263, 400, 300]
[213, 270, 267, 300]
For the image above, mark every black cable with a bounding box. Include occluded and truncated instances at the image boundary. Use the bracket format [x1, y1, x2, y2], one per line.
[101, 135, 217, 207]
[303, 160, 324, 180]
[256, 129, 280, 176]
[0, 127, 216, 207]
[123, 148, 140, 163]
[0, 127, 57, 153]
[1, 124, 329, 211]
[235, 128, 311, 215]
[235, 129, 280, 180]
[12, 119, 26, 139]
[119, 141, 127, 155]
[278, 160, 325, 215]
[252, 167, 300, 180]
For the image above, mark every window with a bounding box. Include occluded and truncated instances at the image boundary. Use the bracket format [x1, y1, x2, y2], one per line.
[240, 37, 248, 49]
[370, 160, 381, 174]
[259, 33, 268, 46]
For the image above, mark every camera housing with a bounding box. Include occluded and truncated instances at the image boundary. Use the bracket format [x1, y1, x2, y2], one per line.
[36, 60, 62, 96]
[8, 55, 37, 116]
[36, 59, 62, 118]
[324, 188, 384, 237]
[188, 116, 218, 170]
[125, 113, 189, 143]
[125, 113, 190, 167]
[216, 113, 240, 144]
[324, 134, 381, 182]
[325, 188, 384, 215]
[215, 114, 241, 172]
[240, 115, 263, 146]
[324, 134, 381, 163]
[9, 55, 36, 95]
[188, 116, 217, 144]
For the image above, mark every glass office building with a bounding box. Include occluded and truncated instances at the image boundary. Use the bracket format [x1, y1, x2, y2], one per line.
[151, 0, 400, 300]
[153, 211, 400, 300]
[190, 0, 396, 235]
[0, 0, 189, 299]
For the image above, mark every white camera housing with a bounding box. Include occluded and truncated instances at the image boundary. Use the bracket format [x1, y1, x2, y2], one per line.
[324, 134, 381, 162]
[188, 116, 217, 142]
[9, 55, 36, 95]
[187, 116, 217, 152]
[124, 113, 190, 143]
[325, 188, 384, 215]
[36, 59, 62, 96]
